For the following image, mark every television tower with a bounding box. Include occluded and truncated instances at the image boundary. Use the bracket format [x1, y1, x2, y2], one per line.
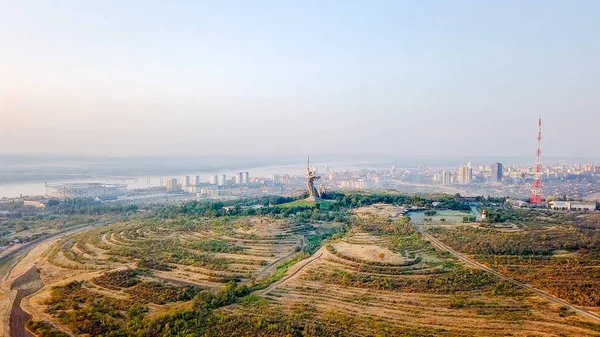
[530, 116, 544, 205]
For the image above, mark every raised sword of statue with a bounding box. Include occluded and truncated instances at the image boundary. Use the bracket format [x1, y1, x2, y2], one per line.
[306, 156, 321, 198]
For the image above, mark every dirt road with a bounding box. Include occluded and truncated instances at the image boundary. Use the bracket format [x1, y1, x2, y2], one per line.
[0, 223, 97, 282]
[417, 225, 600, 323]
[9, 267, 43, 337]
[254, 236, 305, 282]
[260, 247, 324, 295]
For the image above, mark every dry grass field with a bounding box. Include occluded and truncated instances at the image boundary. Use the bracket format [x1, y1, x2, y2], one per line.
[16, 207, 600, 337]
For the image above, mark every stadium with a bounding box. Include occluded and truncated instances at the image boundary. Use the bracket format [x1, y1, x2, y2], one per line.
[45, 183, 127, 199]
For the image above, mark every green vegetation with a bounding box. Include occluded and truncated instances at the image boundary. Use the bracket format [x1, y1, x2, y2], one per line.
[429, 225, 593, 256]
[305, 267, 522, 295]
[276, 200, 317, 209]
[125, 281, 200, 304]
[187, 239, 245, 253]
[26, 193, 600, 337]
[25, 321, 70, 337]
[254, 252, 310, 289]
[431, 209, 600, 307]
[92, 269, 140, 290]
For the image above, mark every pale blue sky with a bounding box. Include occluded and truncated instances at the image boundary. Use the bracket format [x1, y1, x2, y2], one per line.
[0, 1, 598, 157]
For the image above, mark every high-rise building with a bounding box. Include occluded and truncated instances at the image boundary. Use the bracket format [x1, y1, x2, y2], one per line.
[491, 163, 503, 183]
[235, 172, 243, 184]
[166, 178, 179, 192]
[218, 174, 227, 186]
[442, 170, 451, 186]
[210, 175, 218, 185]
[271, 174, 280, 184]
[242, 172, 249, 184]
[183, 176, 191, 187]
[194, 176, 201, 186]
[457, 165, 472, 185]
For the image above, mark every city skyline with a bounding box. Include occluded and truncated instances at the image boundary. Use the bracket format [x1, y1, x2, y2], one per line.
[1, 1, 599, 157]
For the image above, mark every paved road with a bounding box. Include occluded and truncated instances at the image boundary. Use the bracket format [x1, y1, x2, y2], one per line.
[415, 224, 600, 323]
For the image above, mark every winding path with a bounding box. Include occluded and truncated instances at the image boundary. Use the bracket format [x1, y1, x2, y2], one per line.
[9, 267, 43, 337]
[254, 236, 305, 282]
[260, 248, 324, 295]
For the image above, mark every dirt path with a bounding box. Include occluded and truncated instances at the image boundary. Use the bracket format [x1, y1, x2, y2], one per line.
[417, 226, 600, 323]
[1, 224, 97, 337]
[253, 236, 305, 282]
[9, 267, 43, 337]
[0, 223, 97, 282]
[260, 247, 325, 295]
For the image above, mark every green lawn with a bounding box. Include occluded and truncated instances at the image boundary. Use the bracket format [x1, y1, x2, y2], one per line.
[276, 200, 317, 209]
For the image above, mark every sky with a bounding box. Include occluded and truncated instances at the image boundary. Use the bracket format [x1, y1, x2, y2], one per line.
[0, 1, 598, 158]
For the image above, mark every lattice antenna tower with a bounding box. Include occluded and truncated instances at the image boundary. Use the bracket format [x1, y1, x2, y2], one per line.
[530, 115, 544, 205]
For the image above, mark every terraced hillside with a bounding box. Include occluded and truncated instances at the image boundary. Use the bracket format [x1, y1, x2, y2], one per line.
[24, 215, 347, 336]
[44, 216, 312, 287]
[17, 202, 600, 337]
[250, 216, 600, 336]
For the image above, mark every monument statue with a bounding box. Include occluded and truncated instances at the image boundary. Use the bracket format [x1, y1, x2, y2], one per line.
[306, 157, 321, 199]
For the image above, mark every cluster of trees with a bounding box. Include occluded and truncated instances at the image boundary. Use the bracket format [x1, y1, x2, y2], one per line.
[44, 281, 131, 336]
[137, 258, 173, 271]
[480, 255, 600, 307]
[125, 281, 200, 305]
[187, 239, 245, 253]
[25, 320, 69, 337]
[430, 226, 597, 256]
[92, 269, 140, 290]
[305, 267, 521, 296]
[110, 237, 232, 271]
[462, 216, 477, 223]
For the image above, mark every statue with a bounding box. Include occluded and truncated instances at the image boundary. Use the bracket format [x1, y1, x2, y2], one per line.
[306, 156, 321, 200]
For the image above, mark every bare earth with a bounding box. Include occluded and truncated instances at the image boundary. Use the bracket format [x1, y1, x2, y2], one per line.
[332, 241, 409, 264]
[354, 204, 406, 218]
[0, 240, 56, 337]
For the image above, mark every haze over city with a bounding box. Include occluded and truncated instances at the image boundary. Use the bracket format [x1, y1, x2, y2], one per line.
[1, 1, 599, 157]
[5, 2, 600, 337]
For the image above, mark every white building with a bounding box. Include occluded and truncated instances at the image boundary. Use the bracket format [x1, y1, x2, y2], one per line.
[210, 175, 218, 185]
[235, 172, 243, 184]
[166, 178, 180, 192]
[218, 174, 227, 186]
[242, 172, 249, 184]
[271, 174, 280, 184]
[457, 165, 472, 185]
[549, 201, 596, 212]
[442, 170, 452, 186]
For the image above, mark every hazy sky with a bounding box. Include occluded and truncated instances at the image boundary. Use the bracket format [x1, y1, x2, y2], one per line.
[1, 1, 598, 157]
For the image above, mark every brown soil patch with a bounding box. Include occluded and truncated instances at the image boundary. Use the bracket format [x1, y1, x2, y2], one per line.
[332, 242, 409, 265]
[354, 203, 406, 218]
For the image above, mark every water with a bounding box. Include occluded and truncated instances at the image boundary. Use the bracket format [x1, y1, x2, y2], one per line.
[0, 156, 374, 198]
[2, 154, 597, 198]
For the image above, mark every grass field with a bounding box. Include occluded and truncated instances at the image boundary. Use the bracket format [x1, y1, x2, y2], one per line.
[276, 200, 317, 209]
[410, 209, 472, 223]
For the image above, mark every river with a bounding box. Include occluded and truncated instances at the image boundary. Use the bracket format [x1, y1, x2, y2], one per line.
[0, 161, 368, 199]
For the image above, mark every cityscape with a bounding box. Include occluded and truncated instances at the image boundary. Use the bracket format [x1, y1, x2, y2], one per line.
[4, 156, 596, 208]
[2, 1, 600, 337]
